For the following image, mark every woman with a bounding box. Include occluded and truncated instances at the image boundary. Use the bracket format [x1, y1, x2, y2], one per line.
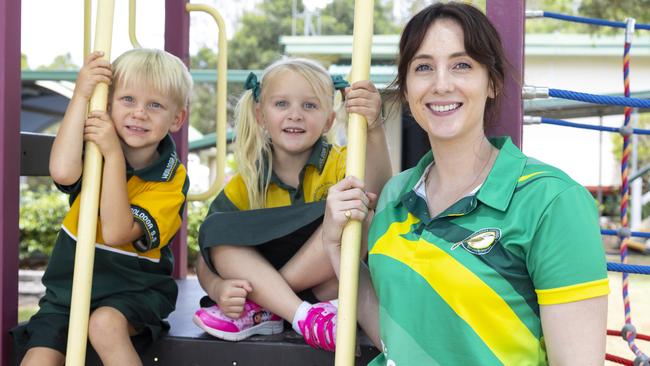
[323, 2, 609, 365]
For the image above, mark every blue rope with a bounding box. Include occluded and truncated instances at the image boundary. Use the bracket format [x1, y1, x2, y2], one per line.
[608, 262, 650, 275]
[540, 117, 650, 135]
[601, 229, 650, 239]
[549, 88, 650, 108]
[543, 11, 650, 30]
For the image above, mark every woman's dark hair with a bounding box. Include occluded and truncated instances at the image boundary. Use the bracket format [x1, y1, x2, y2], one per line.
[396, 2, 507, 127]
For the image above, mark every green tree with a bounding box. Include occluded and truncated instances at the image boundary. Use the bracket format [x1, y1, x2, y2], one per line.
[525, 0, 650, 35]
[37, 53, 78, 70]
[525, 0, 597, 34]
[189, 46, 242, 135]
[580, 0, 650, 26]
[190, 47, 219, 134]
[228, 0, 301, 69]
[320, 0, 399, 36]
[228, 0, 398, 69]
[21, 54, 29, 69]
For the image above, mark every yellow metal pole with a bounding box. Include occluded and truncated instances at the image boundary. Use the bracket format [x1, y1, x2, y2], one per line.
[186, 4, 227, 202]
[65, 1, 114, 365]
[335, 0, 373, 365]
[128, 0, 142, 48]
[83, 0, 91, 56]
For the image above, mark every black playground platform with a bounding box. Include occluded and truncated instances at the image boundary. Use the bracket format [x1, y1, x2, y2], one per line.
[138, 279, 379, 366]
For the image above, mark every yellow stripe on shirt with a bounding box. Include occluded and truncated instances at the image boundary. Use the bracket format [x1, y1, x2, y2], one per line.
[370, 213, 541, 365]
[518, 171, 547, 183]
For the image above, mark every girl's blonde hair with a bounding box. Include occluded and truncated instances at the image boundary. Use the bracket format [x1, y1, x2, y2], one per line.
[112, 48, 193, 110]
[235, 58, 337, 209]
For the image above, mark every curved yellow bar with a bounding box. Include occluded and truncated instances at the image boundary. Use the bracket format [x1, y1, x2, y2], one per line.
[129, 0, 142, 48]
[186, 4, 227, 201]
[335, 1, 374, 365]
[65, 1, 114, 365]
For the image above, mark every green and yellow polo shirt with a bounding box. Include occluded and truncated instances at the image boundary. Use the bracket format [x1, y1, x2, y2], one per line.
[368, 136, 609, 366]
[199, 138, 346, 272]
[40, 134, 188, 317]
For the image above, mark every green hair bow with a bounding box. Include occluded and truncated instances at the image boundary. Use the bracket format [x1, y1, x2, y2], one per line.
[244, 72, 351, 103]
[244, 72, 261, 102]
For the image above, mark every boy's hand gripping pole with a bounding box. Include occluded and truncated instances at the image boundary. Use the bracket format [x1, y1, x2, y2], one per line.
[335, 1, 373, 365]
[65, 1, 114, 365]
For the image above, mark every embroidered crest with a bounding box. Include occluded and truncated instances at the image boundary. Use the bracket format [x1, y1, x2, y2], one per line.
[313, 182, 334, 201]
[451, 228, 500, 255]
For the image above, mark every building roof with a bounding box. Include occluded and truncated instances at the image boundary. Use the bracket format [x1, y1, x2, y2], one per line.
[280, 33, 650, 60]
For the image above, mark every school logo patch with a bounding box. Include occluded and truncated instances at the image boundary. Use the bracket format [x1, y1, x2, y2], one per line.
[451, 228, 500, 255]
[313, 182, 335, 201]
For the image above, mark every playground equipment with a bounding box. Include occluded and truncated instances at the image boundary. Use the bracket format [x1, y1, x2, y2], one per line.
[527, 10, 650, 365]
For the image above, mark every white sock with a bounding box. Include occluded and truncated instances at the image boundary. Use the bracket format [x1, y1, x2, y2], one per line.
[292, 301, 311, 335]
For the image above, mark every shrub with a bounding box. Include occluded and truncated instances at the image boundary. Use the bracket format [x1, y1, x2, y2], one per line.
[19, 184, 68, 264]
[186, 201, 209, 267]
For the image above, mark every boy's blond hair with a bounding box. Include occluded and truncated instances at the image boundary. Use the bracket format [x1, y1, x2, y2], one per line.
[235, 58, 337, 209]
[112, 48, 193, 110]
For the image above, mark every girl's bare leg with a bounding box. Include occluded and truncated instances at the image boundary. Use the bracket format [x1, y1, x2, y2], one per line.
[212, 245, 302, 321]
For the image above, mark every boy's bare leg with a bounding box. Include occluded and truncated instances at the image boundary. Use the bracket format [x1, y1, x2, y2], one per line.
[20, 347, 64, 366]
[88, 306, 141, 366]
[212, 245, 302, 322]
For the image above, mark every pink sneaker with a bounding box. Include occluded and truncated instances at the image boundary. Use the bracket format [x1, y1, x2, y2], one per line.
[193, 300, 283, 341]
[298, 301, 337, 351]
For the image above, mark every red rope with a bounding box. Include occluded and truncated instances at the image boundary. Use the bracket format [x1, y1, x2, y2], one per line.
[606, 353, 634, 365]
[608, 329, 650, 342]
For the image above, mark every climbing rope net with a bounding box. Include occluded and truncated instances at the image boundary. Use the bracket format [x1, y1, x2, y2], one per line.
[527, 11, 650, 366]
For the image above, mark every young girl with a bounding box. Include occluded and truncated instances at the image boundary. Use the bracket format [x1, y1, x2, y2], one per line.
[193, 58, 392, 351]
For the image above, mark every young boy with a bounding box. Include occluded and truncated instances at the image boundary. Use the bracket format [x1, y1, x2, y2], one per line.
[12, 48, 192, 366]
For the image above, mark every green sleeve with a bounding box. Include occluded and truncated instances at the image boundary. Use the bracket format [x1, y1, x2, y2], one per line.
[526, 185, 608, 303]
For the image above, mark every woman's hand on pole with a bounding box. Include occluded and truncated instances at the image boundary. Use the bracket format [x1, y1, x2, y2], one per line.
[322, 176, 377, 275]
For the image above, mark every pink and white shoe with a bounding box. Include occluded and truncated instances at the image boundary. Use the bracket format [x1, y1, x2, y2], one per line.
[298, 301, 338, 351]
[193, 300, 283, 341]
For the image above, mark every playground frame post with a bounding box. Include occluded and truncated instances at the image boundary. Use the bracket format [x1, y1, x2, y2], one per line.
[486, 0, 525, 147]
[0, 0, 21, 365]
[165, 0, 191, 279]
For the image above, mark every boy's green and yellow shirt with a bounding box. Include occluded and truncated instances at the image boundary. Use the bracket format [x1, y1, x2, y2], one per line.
[40, 134, 189, 311]
[368, 137, 609, 366]
[199, 138, 346, 272]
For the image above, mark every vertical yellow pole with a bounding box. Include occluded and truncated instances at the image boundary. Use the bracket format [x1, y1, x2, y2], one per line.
[65, 1, 114, 365]
[335, 0, 373, 365]
[83, 0, 91, 57]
